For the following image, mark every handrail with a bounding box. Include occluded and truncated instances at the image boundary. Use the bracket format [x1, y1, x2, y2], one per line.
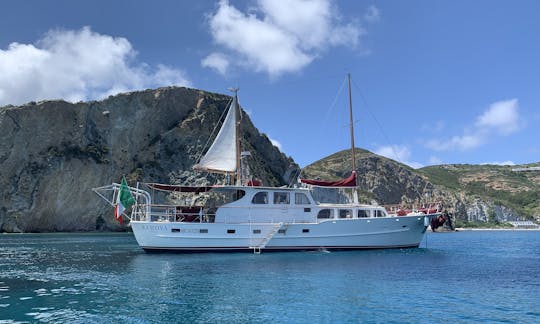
[92, 183, 152, 220]
[384, 201, 443, 214]
[131, 204, 217, 223]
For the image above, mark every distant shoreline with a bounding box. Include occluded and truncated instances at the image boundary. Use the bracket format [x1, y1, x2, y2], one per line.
[453, 227, 540, 231]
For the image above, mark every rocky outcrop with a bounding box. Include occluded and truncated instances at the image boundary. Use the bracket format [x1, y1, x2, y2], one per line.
[420, 164, 540, 223]
[0, 87, 297, 232]
[302, 149, 441, 205]
[440, 192, 523, 222]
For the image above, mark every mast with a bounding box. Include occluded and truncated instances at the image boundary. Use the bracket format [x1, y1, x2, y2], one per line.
[299, 74, 359, 193]
[230, 87, 242, 185]
[348, 74, 359, 204]
[348, 73, 356, 173]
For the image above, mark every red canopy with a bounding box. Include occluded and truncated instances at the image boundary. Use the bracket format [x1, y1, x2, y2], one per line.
[300, 171, 357, 187]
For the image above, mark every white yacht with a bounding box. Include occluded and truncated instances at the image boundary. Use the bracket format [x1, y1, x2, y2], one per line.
[94, 76, 441, 252]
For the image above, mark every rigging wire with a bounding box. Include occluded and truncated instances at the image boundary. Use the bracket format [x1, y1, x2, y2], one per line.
[349, 78, 405, 164]
[350, 77, 426, 201]
[322, 75, 348, 126]
[296, 75, 348, 182]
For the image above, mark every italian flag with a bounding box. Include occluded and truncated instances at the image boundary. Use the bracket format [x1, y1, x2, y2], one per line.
[115, 177, 135, 224]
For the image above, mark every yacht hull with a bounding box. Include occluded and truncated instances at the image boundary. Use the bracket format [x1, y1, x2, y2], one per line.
[131, 214, 433, 252]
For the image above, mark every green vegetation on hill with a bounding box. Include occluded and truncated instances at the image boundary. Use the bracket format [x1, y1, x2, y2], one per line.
[453, 219, 514, 229]
[419, 164, 540, 219]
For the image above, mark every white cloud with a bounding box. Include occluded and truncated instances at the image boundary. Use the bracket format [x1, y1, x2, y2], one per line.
[475, 99, 520, 135]
[270, 138, 282, 151]
[364, 5, 381, 23]
[481, 161, 516, 166]
[426, 133, 485, 151]
[0, 26, 191, 106]
[375, 145, 423, 169]
[204, 0, 363, 78]
[259, 0, 333, 50]
[425, 98, 522, 152]
[201, 52, 230, 75]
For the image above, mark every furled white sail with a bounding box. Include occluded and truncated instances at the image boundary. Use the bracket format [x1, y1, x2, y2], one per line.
[193, 96, 238, 173]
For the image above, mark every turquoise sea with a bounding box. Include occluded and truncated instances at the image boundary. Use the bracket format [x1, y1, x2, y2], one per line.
[1, 230, 539, 323]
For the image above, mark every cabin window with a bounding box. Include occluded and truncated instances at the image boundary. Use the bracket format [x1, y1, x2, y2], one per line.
[252, 192, 268, 204]
[357, 210, 369, 218]
[253, 229, 261, 234]
[278, 229, 287, 234]
[273, 192, 290, 204]
[302, 229, 310, 233]
[234, 190, 246, 200]
[171, 228, 180, 233]
[375, 210, 385, 217]
[227, 229, 236, 234]
[317, 209, 334, 219]
[339, 209, 353, 219]
[295, 193, 311, 205]
[200, 229, 208, 233]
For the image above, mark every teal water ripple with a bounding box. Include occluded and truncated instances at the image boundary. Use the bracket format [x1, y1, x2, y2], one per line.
[0, 231, 539, 323]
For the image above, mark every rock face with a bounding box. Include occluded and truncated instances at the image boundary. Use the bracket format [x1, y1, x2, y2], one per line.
[420, 164, 540, 223]
[0, 87, 297, 232]
[302, 149, 441, 205]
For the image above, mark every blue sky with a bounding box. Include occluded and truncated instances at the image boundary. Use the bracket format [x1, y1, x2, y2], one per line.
[1, 0, 539, 168]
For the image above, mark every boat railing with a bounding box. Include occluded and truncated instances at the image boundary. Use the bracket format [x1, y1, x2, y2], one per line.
[131, 204, 310, 224]
[131, 204, 216, 223]
[384, 201, 443, 216]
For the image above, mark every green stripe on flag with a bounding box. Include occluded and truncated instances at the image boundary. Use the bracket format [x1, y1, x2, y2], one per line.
[119, 177, 135, 209]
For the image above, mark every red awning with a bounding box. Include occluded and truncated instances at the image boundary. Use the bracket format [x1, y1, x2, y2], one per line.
[146, 183, 214, 193]
[300, 171, 357, 187]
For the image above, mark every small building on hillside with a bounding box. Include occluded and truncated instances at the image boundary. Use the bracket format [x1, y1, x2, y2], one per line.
[507, 221, 539, 229]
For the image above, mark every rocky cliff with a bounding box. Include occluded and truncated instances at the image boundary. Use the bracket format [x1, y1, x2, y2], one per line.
[419, 163, 540, 223]
[302, 149, 442, 205]
[0, 87, 297, 232]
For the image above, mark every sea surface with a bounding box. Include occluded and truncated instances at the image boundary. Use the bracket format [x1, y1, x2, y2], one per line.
[1, 230, 539, 323]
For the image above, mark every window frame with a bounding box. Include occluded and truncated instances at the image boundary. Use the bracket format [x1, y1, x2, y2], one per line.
[339, 209, 353, 219]
[357, 209, 370, 218]
[251, 191, 269, 204]
[317, 209, 334, 219]
[273, 192, 290, 205]
[294, 192, 311, 205]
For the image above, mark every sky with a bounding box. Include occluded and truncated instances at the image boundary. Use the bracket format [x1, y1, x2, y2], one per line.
[1, 0, 539, 168]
